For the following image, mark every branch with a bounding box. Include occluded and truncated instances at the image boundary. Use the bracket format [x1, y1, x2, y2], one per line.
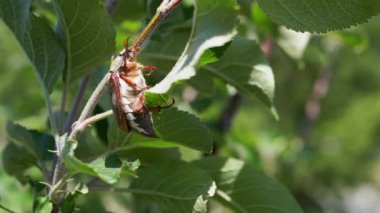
[131, 0, 182, 53]
[64, 74, 92, 133]
[217, 93, 244, 133]
[71, 73, 110, 136]
[49, 0, 183, 207]
[70, 110, 113, 139]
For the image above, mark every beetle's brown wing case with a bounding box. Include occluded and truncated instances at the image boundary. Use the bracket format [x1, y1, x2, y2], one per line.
[109, 72, 130, 132]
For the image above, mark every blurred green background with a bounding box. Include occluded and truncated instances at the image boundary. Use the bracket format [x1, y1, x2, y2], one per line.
[1, 1, 380, 212]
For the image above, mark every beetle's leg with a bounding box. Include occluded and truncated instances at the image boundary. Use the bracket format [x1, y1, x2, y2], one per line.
[123, 37, 130, 49]
[142, 65, 157, 76]
[119, 73, 148, 91]
[136, 98, 176, 113]
[125, 61, 137, 73]
[148, 98, 175, 112]
[132, 93, 146, 113]
[119, 73, 139, 89]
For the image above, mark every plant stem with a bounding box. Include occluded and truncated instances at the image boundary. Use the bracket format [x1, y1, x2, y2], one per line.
[72, 73, 110, 134]
[49, 173, 71, 199]
[70, 110, 113, 139]
[131, 0, 182, 52]
[50, 73, 110, 201]
[64, 74, 92, 133]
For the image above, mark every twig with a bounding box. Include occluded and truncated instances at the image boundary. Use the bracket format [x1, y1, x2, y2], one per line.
[208, 93, 243, 155]
[217, 94, 244, 133]
[70, 110, 113, 139]
[49, 173, 71, 200]
[64, 74, 92, 133]
[131, 0, 182, 52]
[49, 73, 110, 203]
[72, 73, 111, 135]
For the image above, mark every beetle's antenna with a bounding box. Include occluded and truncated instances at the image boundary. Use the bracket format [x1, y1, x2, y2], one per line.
[131, 0, 182, 54]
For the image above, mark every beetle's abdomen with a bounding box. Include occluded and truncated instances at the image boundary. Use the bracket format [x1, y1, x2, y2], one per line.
[117, 73, 157, 137]
[126, 112, 156, 137]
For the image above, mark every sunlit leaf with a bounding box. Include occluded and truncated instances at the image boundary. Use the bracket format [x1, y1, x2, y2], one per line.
[61, 137, 129, 184]
[148, 0, 238, 94]
[194, 157, 303, 213]
[257, 0, 380, 32]
[203, 36, 275, 108]
[198, 42, 231, 67]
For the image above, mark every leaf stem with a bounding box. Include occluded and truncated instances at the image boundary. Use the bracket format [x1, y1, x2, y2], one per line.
[50, 73, 110, 200]
[49, 173, 72, 205]
[41, 88, 59, 136]
[59, 83, 68, 134]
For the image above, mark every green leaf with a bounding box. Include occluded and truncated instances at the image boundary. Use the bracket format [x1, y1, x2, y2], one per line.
[117, 147, 180, 167]
[153, 108, 213, 153]
[189, 42, 232, 95]
[148, 0, 238, 94]
[130, 160, 216, 213]
[6, 122, 55, 163]
[33, 197, 53, 213]
[139, 31, 190, 74]
[2, 142, 36, 183]
[0, 0, 65, 91]
[188, 71, 216, 95]
[107, 121, 180, 153]
[62, 183, 88, 213]
[203, 36, 275, 108]
[107, 106, 213, 153]
[61, 137, 127, 184]
[257, 0, 380, 33]
[107, 121, 133, 150]
[237, 0, 254, 17]
[198, 42, 231, 67]
[144, 92, 171, 109]
[53, 0, 116, 81]
[194, 157, 303, 213]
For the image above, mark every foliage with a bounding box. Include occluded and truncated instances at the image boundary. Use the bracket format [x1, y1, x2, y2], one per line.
[1, 0, 380, 212]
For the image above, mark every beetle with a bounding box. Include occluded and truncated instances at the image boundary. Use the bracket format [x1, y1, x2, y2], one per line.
[107, 0, 180, 137]
[109, 39, 173, 137]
